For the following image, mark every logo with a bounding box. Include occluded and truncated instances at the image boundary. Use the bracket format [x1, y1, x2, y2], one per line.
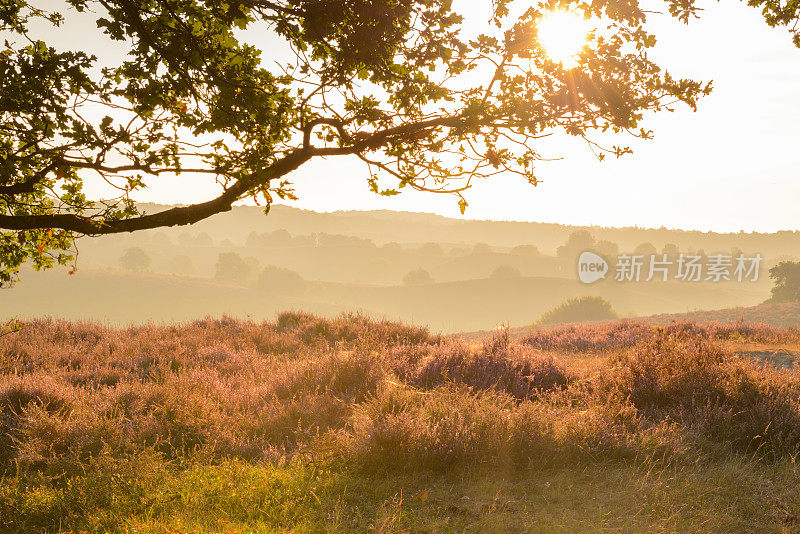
[578, 251, 608, 284]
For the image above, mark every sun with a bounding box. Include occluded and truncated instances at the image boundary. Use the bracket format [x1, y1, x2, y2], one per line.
[537, 11, 591, 68]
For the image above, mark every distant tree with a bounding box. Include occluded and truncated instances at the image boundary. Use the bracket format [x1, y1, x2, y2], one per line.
[662, 243, 680, 259]
[537, 296, 618, 325]
[317, 233, 374, 249]
[632, 242, 657, 270]
[268, 229, 293, 247]
[691, 249, 708, 263]
[767, 262, 800, 303]
[557, 231, 594, 260]
[472, 243, 492, 254]
[633, 243, 658, 257]
[418, 242, 444, 256]
[244, 256, 261, 276]
[170, 255, 196, 277]
[245, 232, 260, 248]
[214, 252, 252, 284]
[491, 265, 522, 278]
[510, 245, 540, 256]
[595, 240, 619, 260]
[119, 247, 151, 272]
[403, 269, 434, 286]
[256, 266, 307, 295]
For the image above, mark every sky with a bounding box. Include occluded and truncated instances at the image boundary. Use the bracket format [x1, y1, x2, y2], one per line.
[24, 0, 800, 233]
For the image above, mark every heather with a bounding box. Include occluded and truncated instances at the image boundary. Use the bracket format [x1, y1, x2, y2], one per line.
[2, 314, 800, 532]
[521, 318, 800, 352]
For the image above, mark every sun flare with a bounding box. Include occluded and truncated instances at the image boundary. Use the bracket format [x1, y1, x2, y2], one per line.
[537, 11, 591, 68]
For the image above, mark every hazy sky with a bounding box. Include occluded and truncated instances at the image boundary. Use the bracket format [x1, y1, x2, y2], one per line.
[25, 0, 800, 232]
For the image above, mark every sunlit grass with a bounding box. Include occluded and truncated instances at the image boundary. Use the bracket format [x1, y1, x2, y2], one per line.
[2, 313, 800, 531]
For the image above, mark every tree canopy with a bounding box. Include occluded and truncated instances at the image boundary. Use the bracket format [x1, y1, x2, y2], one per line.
[1, 0, 797, 285]
[767, 261, 800, 303]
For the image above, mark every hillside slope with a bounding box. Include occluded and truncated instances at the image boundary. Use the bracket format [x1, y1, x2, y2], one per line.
[458, 302, 800, 341]
[1, 267, 767, 332]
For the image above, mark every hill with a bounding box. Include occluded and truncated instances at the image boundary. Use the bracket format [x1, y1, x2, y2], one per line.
[4, 204, 794, 332]
[2, 267, 767, 333]
[137, 203, 800, 258]
[643, 302, 800, 328]
[457, 302, 800, 342]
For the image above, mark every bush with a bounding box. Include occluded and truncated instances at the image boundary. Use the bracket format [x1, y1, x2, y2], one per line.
[386, 332, 572, 400]
[599, 330, 800, 458]
[510, 244, 539, 256]
[522, 320, 649, 352]
[537, 296, 618, 325]
[402, 268, 434, 286]
[119, 247, 150, 271]
[256, 266, 307, 295]
[472, 242, 491, 254]
[490, 264, 521, 278]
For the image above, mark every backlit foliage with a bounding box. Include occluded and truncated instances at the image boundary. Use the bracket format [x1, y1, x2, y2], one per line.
[0, 0, 728, 284]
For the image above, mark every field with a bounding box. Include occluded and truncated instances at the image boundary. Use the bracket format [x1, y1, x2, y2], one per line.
[2, 265, 768, 333]
[3, 314, 800, 532]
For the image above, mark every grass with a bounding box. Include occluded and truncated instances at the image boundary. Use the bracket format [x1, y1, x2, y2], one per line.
[2, 313, 800, 532]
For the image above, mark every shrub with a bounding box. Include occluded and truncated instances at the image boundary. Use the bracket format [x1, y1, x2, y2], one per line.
[395, 335, 572, 400]
[537, 296, 618, 325]
[275, 311, 438, 347]
[598, 330, 800, 458]
[510, 244, 540, 256]
[402, 268, 434, 286]
[522, 320, 649, 352]
[119, 247, 150, 271]
[490, 264, 522, 278]
[256, 266, 307, 295]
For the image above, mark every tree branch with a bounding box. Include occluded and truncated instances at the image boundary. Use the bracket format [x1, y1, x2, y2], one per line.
[0, 162, 58, 197]
[0, 114, 467, 235]
[0, 149, 313, 234]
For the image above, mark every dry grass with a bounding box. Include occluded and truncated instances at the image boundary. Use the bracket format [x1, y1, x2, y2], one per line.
[2, 313, 800, 532]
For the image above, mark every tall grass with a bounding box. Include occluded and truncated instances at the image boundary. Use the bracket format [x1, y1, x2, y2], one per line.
[2, 313, 800, 530]
[522, 318, 800, 353]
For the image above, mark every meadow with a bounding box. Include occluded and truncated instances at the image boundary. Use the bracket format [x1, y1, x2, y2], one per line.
[2, 313, 800, 532]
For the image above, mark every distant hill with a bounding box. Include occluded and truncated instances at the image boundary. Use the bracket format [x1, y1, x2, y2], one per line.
[643, 302, 800, 329]
[135, 203, 800, 257]
[4, 204, 794, 332]
[2, 266, 767, 333]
